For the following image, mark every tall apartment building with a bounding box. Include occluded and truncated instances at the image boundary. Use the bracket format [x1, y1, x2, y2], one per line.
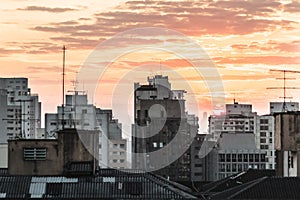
[132, 75, 202, 182]
[0, 78, 41, 143]
[45, 92, 127, 169]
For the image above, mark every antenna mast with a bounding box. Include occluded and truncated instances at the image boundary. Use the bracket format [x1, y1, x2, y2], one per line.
[62, 46, 66, 130]
[267, 69, 300, 112]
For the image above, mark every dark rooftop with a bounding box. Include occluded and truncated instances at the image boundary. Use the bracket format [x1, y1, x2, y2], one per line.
[0, 169, 198, 199]
[212, 177, 300, 200]
[201, 169, 275, 194]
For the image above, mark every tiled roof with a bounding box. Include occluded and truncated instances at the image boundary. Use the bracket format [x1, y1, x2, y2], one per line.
[0, 169, 198, 199]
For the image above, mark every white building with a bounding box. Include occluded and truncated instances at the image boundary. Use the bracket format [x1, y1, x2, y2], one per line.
[208, 101, 276, 171]
[255, 115, 275, 169]
[45, 92, 127, 169]
[0, 78, 41, 142]
[208, 101, 256, 141]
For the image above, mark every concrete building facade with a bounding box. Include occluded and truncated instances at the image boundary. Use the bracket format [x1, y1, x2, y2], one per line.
[0, 78, 41, 142]
[8, 129, 99, 175]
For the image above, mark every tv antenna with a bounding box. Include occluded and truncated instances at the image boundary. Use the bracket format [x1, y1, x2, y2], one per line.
[267, 69, 300, 112]
[62, 45, 66, 130]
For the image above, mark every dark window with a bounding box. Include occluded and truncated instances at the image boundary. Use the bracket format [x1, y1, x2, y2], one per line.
[238, 154, 243, 162]
[260, 126, 268, 130]
[260, 132, 266, 137]
[226, 154, 231, 162]
[232, 154, 237, 162]
[260, 119, 269, 124]
[243, 154, 248, 162]
[260, 138, 266, 143]
[195, 164, 202, 167]
[219, 154, 225, 162]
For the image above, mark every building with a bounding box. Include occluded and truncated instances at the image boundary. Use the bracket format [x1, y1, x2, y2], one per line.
[270, 102, 299, 114]
[206, 133, 267, 181]
[8, 128, 99, 176]
[45, 92, 127, 169]
[0, 78, 41, 142]
[255, 114, 276, 169]
[208, 101, 256, 142]
[206, 101, 276, 181]
[274, 111, 300, 177]
[132, 75, 201, 182]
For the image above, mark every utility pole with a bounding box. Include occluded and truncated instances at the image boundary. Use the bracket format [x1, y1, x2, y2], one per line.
[267, 69, 300, 112]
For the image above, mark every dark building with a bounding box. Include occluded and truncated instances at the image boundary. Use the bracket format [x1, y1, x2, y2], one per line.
[8, 129, 99, 175]
[274, 111, 300, 177]
[132, 75, 203, 182]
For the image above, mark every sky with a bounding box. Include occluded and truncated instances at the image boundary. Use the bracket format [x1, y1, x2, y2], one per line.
[0, 0, 300, 131]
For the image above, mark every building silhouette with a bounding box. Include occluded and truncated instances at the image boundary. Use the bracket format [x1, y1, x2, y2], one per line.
[132, 75, 204, 182]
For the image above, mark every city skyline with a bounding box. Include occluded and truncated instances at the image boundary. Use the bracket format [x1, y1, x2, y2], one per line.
[1, 0, 300, 121]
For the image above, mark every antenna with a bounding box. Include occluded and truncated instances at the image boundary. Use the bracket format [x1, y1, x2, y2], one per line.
[267, 69, 300, 112]
[62, 45, 66, 130]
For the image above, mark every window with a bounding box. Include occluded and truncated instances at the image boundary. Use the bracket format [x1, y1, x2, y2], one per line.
[226, 154, 231, 162]
[249, 154, 254, 162]
[238, 154, 242, 162]
[120, 159, 125, 163]
[195, 164, 202, 167]
[219, 163, 225, 172]
[23, 148, 46, 161]
[120, 144, 125, 149]
[260, 132, 266, 137]
[269, 138, 272, 143]
[260, 126, 268, 130]
[260, 138, 266, 144]
[50, 122, 57, 126]
[82, 109, 87, 114]
[260, 119, 269, 124]
[219, 154, 225, 162]
[159, 142, 163, 148]
[232, 154, 237, 162]
[243, 154, 248, 162]
[152, 142, 157, 148]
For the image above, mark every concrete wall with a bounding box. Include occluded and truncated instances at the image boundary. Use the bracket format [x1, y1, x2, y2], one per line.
[8, 129, 99, 175]
[8, 139, 62, 175]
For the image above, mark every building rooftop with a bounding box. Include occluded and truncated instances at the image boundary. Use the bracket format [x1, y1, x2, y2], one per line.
[201, 169, 275, 194]
[212, 176, 300, 199]
[0, 169, 198, 199]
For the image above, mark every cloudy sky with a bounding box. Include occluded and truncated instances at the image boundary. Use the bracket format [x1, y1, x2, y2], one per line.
[1, 0, 300, 127]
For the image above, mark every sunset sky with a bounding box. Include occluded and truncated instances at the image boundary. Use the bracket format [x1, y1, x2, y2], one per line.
[1, 0, 300, 131]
